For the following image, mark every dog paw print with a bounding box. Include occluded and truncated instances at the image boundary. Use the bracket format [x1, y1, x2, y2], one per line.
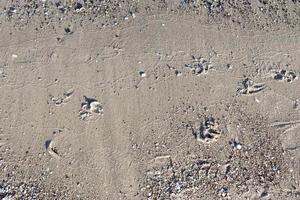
[185, 56, 212, 75]
[238, 78, 265, 95]
[193, 117, 222, 143]
[48, 89, 74, 106]
[79, 96, 103, 120]
[272, 69, 298, 82]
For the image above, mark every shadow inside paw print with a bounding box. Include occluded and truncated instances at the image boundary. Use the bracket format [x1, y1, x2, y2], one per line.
[238, 78, 265, 95]
[49, 89, 74, 106]
[273, 69, 298, 82]
[193, 117, 222, 143]
[185, 56, 212, 75]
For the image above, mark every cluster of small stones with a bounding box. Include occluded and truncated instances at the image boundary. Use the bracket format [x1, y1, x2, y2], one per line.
[0, 182, 42, 200]
[144, 134, 281, 199]
[144, 157, 217, 199]
[1, 0, 138, 25]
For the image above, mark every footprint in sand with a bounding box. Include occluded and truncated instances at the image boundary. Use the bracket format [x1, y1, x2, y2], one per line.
[272, 69, 298, 83]
[238, 78, 265, 95]
[193, 117, 222, 143]
[45, 139, 60, 159]
[185, 56, 212, 75]
[49, 89, 74, 106]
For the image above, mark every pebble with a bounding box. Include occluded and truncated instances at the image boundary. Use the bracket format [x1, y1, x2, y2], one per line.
[139, 71, 146, 77]
[79, 96, 103, 120]
[175, 70, 182, 76]
[90, 101, 103, 113]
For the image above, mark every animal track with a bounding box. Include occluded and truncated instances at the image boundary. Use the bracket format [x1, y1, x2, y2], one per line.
[185, 56, 212, 75]
[48, 89, 74, 106]
[238, 78, 265, 95]
[79, 96, 103, 120]
[272, 69, 298, 82]
[193, 117, 222, 143]
[45, 139, 60, 159]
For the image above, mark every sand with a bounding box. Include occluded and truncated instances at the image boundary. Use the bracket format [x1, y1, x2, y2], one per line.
[0, 1, 299, 199]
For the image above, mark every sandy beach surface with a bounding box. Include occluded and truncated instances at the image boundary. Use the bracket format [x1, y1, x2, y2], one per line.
[0, 1, 300, 199]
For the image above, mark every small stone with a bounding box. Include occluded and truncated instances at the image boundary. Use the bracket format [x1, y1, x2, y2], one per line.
[139, 71, 146, 77]
[90, 101, 103, 113]
[230, 138, 242, 150]
[226, 63, 232, 69]
[74, 2, 83, 10]
[64, 27, 72, 34]
[79, 96, 103, 120]
[218, 187, 228, 197]
[175, 70, 182, 76]
[236, 143, 242, 150]
[260, 191, 268, 198]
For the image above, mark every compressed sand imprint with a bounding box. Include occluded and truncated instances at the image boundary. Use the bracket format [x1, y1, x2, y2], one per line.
[45, 139, 60, 159]
[272, 69, 298, 82]
[185, 56, 212, 75]
[193, 117, 222, 143]
[79, 96, 103, 120]
[238, 78, 265, 95]
[49, 89, 74, 106]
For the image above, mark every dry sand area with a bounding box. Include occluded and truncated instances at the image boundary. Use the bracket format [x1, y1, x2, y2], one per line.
[0, 0, 300, 199]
